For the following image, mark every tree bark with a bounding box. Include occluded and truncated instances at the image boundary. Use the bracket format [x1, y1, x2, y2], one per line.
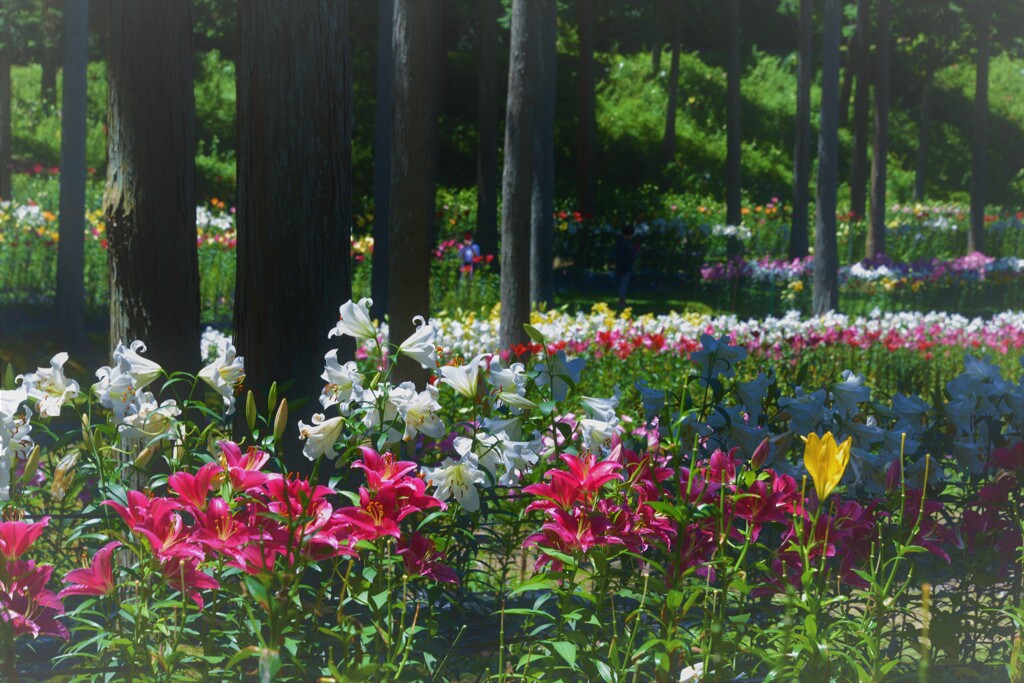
[577, 0, 596, 217]
[725, 0, 742, 226]
[531, 0, 556, 308]
[499, 0, 539, 352]
[839, 34, 855, 126]
[849, 0, 870, 221]
[426, 0, 445, 246]
[104, 0, 200, 374]
[814, 0, 842, 316]
[54, 0, 88, 346]
[866, 0, 890, 258]
[387, 0, 432, 386]
[789, 0, 812, 259]
[0, 38, 11, 201]
[371, 0, 395, 322]
[476, 0, 499, 258]
[235, 0, 352, 469]
[969, 9, 989, 254]
[913, 63, 933, 203]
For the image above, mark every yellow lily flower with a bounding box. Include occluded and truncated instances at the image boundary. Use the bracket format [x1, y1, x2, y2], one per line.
[802, 431, 852, 502]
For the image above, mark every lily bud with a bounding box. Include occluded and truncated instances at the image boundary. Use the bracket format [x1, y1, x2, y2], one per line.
[20, 445, 41, 485]
[2, 363, 14, 390]
[81, 413, 94, 452]
[134, 444, 157, 470]
[273, 399, 288, 442]
[51, 450, 80, 500]
[750, 437, 771, 470]
[245, 390, 257, 433]
[267, 382, 278, 412]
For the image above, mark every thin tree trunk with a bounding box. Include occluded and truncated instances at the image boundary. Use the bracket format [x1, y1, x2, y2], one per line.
[388, 0, 432, 386]
[789, 0, 812, 259]
[371, 0, 394, 321]
[814, 0, 842, 316]
[969, 11, 989, 254]
[577, 0, 596, 217]
[476, 0, 499, 258]
[849, 0, 870, 220]
[235, 0, 352, 471]
[839, 34, 855, 126]
[662, 40, 680, 164]
[54, 0, 88, 345]
[725, 0, 742, 226]
[531, 0, 556, 308]
[499, 0, 539, 352]
[426, 0, 445, 247]
[866, 0, 890, 258]
[0, 39, 11, 200]
[913, 63, 933, 202]
[105, 0, 199, 373]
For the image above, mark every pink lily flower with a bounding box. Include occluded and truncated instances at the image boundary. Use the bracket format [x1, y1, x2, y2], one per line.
[59, 542, 120, 598]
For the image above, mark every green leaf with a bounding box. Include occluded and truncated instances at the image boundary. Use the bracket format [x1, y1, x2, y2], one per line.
[524, 324, 546, 344]
[551, 640, 577, 669]
[594, 659, 614, 681]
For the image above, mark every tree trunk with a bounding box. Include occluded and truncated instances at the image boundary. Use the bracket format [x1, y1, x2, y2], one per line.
[388, 0, 432, 386]
[725, 0, 742, 226]
[476, 0, 499, 259]
[371, 0, 395, 321]
[531, 0, 556, 308]
[499, 0, 539, 352]
[849, 0, 870, 221]
[969, 11, 989, 254]
[839, 34, 855, 126]
[54, 0, 88, 346]
[577, 0, 596, 217]
[913, 63, 933, 203]
[789, 0, 812, 259]
[105, 0, 200, 374]
[866, 0, 890, 259]
[235, 0, 352, 470]
[814, 0, 842, 316]
[426, 0, 445, 247]
[0, 39, 11, 201]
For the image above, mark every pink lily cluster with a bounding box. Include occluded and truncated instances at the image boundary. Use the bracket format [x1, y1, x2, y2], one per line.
[0, 516, 67, 640]
[100, 442, 455, 609]
[955, 442, 1024, 572]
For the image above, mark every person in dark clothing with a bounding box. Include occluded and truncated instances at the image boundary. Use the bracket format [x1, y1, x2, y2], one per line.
[614, 224, 637, 309]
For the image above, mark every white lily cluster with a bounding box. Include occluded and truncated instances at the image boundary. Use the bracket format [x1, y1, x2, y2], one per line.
[198, 336, 245, 415]
[0, 386, 34, 500]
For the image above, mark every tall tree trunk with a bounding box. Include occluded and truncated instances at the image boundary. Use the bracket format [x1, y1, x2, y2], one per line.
[531, 0, 555, 308]
[235, 0, 352, 471]
[371, 0, 395, 321]
[838, 34, 856, 126]
[54, 0, 88, 345]
[814, 0, 842, 316]
[476, 0, 499, 258]
[388, 0, 432, 386]
[969, 10, 989, 254]
[913, 62, 933, 203]
[849, 0, 870, 221]
[426, 0, 445, 247]
[725, 0, 742, 226]
[789, 0, 812, 259]
[866, 0, 890, 258]
[0, 38, 11, 201]
[499, 0, 539, 352]
[577, 0, 596, 217]
[41, 51, 58, 109]
[662, 39, 680, 164]
[105, 0, 199, 373]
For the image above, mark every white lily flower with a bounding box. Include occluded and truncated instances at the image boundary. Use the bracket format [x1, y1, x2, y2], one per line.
[298, 413, 346, 461]
[319, 349, 364, 410]
[19, 352, 80, 418]
[113, 340, 162, 390]
[359, 387, 404, 444]
[329, 298, 377, 342]
[453, 434, 504, 479]
[535, 350, 585, 402]
[0, 402, 33, 502]
[119, 391, 181, 450]
[392, 382, 446, 441]
[421, 456, 488, 511]
[0, 387, 28, 418]
[198, 340, 245, 415]
[690, 334, 748, 384]
[831, 370, 871, 417]
[580, 417, 619, 452]
[488, 358, 526, 396]
[93, 357, 138, 424]
[581, 391, 619, 423]
[439, 353, 488, 399]
[397, 316, 439, 370]
[497, 431, 543, 485]
[480, 416, 523, 441]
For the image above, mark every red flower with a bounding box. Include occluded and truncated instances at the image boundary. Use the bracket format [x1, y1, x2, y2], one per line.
[168, 461, 223, 512]
[352, 448, 417, 492]
[397, 533, 458, 584]
[59, 542, 120, 598]
[0, 516, 50, 561]
[0, 560, 68, 640]
[218, 441, 270, 491]
[161, 557, 219, 609]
